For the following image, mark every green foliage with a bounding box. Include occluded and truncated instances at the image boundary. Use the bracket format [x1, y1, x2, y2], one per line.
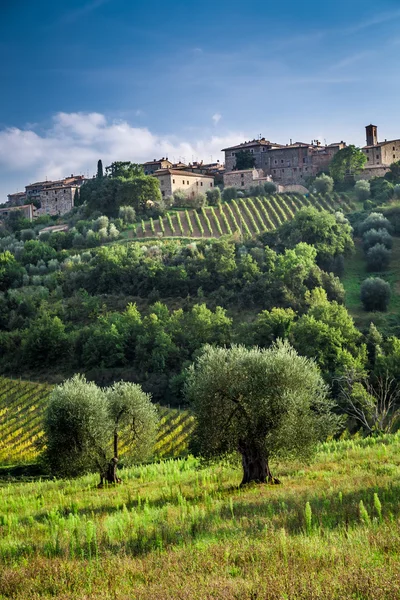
[206, 187, 221, 206]
[186, 342, 340, 483]
[43, 375, 112, 477]
[22, 313, 69, 367]
[354, 180, 370, 202]
[370, 178, 394, 203]
[44, 375, 158, 478]
[119, 205, 136, 224]
[360, 277, 391, 312]
[362, 228, 393, 251]
[359, 212, 392, 235]
[0, 251, 25, 291]
[394, 184, 400, 199]
[222, 187, 237, 202]
[235, 150, 256, 170]
[366, 244, 391, 271]
[105, 161, 144, 179]
[263, 181, 277, 194]
[245, 307, 296, 346]
[329, 145, 367, 182]
[20, 229, 36, 241]
[97, 159, 104, 179]
[314, 174, 334, 195]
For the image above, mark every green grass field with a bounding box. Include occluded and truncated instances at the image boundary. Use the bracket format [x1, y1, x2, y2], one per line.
[0, 434, 399, 598]
[342, 237, 400, 335]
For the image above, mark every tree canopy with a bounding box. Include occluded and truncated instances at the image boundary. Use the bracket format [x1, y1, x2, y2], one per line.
[329, 146, 367, 182]
[185, 342, 340, 485]
[235, 150, 256, 171]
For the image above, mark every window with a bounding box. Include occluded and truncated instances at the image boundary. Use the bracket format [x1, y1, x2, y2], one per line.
[273, 170, 276, 174]
[231, 152, 235, 157]
[367, 157, 370, 161]
[196, 181, 198, 186]
[182, 180, 185, 184]
[46, 191, 48, 195]
[394, 147, 396, 151]
[274, 160, 278, 164]
[64, 189, 66, 193]
[366, 149, 369, 153]
[241, 182, 244, 186]
[200, 182, 203, 186]
[394, 155, 396, 160]
[281, 160, 284, 164]
[241, 174, 244, 178]
[376, 155, 379, 159]
[210, 183, 213, 187]
[303, 158, 306, 163]
[161, 180, 164, 185]
[187, 181, 189, 185]
[161, 191, 165, 197]
[294, 168, 297, 172]
[173, 179, 175, 184]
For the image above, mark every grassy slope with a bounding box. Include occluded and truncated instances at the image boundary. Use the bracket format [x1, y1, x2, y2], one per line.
[0, 377, 194, 467]
[0, 435, 399, 598]
[342, 237, 400, 335]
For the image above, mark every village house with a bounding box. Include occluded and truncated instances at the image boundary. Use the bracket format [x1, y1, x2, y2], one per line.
[7, 175, 87, 217]
[359, 125, 400, 179]
[222, 138, 345, 185]
[0, 204, 35, 221]
[223, 168, 271, 190]
[143, 158, 173, 174]
[152, 169, 215, 198]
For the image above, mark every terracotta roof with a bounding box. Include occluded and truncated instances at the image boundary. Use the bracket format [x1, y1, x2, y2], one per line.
[222, 139, 282, 151]
[363, 139, 400, 149]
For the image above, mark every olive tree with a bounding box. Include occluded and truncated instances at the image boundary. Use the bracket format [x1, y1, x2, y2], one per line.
[354, 180, 370, 202]
[314, 174, 334, 195]
[44, 375, 159, 482]
[185, 342, 340, 485]
[360, 277, 391, 312]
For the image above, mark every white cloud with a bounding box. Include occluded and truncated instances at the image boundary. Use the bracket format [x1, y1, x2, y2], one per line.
[212, 113, 222, 125]
[0, 112, 242, 200]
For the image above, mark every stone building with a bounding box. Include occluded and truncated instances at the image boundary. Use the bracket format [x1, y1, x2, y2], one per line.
[152, 169, 215, 198]
[0, 204, 35, 221]
[143, 158, 173, 175]
[7, 191, 27, 205]
[360, 125, 400, 180]
[7, 175, 86, 217]
[223, 169, 270, 190]
[222, 139, 345, 185]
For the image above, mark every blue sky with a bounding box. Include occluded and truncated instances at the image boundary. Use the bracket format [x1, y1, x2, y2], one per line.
[1, 0, 400, 199]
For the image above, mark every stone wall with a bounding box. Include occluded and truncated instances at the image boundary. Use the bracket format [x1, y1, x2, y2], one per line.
[223, 169, 264, 190]
[154, 171, 215, 199]
[36, 186, 77, 216]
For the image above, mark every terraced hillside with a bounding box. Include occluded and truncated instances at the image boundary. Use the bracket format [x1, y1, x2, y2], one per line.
[137, 193, 354, 239]
[0, 377, 195, 466]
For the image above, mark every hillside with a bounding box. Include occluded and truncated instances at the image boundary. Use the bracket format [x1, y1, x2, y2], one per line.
[135, 193, 354, 239]
[0, 434, 399, 598]
[0, 377, 194, 467]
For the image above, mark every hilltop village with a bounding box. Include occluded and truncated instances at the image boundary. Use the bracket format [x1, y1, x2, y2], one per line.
[3, 123, 399, 220]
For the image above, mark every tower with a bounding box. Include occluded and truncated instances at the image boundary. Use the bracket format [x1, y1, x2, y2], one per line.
[366, 124, 378, 147]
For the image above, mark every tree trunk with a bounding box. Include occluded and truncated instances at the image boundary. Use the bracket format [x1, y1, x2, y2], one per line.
[239, 443, 280, 486]
[114, 429, 119, 460]
[98, 457, 122, 487]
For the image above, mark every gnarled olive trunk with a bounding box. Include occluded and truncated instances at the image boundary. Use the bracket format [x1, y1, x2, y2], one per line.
[238, 441, 280, 486]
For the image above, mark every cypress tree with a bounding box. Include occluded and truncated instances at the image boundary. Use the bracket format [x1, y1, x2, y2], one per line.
[97, 159, 104, 179]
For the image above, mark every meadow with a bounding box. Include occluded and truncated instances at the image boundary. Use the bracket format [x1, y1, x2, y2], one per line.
[0, 434, 399, 599]
[135, 192, 354, 239]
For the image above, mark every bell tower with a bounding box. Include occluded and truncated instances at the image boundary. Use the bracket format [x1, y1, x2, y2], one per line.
[366, 124, 378, 147]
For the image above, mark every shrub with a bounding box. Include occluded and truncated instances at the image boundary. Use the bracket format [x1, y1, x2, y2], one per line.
[94, 215, 109, 231]
[20, 229, 36, 241]
[222, 187, 237, 201]
[354, 180, 371, 202]
[108, 223, 120, 240]
[363, 200, 376, 211]
[359, 212, 392, 235]
[394, 184, 400, 199]
[360, 277, 391, 311]
[173, 190, 187, 207]
[366, 244, 391, 271]
[264, 181, 277, 194]
[249, 185, 264, 197]
[206, 187, 221, 206]
[362, 228, 393, 251]
[314, 174, 334, 195]
[119, 205, 136, 224]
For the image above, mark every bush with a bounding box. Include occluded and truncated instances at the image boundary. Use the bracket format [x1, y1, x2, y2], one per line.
[222, 187, 237, 201]
[394, 184, 400, 199]
[354, 180, 371, 202]
[206, 187, 221, 206]
[359, 212, 392, 235]
[314, 174, 334, 195]
[362, 228, 393, 251]
[264, 181, 277, 194]
[20, 229, 36, 241]
[363, 200, 376, 211]
[360, 277, 391, 311]
[119, 205, 136, 224]
[366, 244, 391, 271]
[94, 215, 109, 231]
[249, 184, 264, 196]
[172, 190, 187, 207]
